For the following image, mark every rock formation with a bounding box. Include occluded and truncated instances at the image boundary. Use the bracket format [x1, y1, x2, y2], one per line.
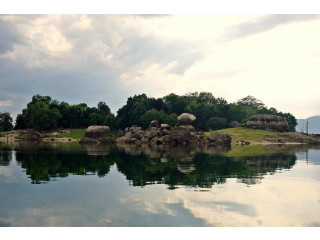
[206, 132, 231, 146]
[85, 126, 110, 139]
[246, 114, 289, 132]
[170, 113, 197, 144]
[16, 130, 41, 141]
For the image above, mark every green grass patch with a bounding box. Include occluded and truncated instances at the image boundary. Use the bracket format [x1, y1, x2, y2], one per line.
[204, 127, 279, 142]
[57, 129, 85, 139]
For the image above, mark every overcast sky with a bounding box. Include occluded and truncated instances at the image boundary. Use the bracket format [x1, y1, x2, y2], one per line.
[0, 14, 320, 120]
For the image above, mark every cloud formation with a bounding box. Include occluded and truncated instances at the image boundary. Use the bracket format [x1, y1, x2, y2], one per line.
[0, 14, 320, 119]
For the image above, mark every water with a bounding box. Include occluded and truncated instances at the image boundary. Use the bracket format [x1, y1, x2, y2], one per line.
[0, 141, 319, 227]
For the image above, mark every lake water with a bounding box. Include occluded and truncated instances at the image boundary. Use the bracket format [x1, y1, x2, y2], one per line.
[0, 142, 319, 227]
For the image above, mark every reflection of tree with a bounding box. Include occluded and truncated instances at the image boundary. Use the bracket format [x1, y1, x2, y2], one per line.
[15, 148, 115, 184]
[0, 145, 12, 166]
[3, 143, 297, 186]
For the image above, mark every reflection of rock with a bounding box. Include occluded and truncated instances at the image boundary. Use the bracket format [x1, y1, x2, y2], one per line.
[82, 144, 111, 156]
[85, 126, 110, 139]
[16, 131, 41, 141]
[246, 114, 289, 132]
[79, 138, 99, 144]
[206, 145, 231, 155]
[177, 163, 196, 174]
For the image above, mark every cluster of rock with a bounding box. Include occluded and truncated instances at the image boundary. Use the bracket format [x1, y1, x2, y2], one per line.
[115, 113, 231, 146]
[16, 130, 41, 141]
[246, 114, 289, 132]
[79, 126, 116, 144]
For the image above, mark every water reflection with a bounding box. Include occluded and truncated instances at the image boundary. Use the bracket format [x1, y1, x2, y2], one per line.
[0, 142, 301, 187]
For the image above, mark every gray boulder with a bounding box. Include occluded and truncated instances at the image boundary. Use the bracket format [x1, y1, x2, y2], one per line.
[177, 113, 196, 125]
[246, 114, 289, 132]
[148, 120, 159, 128]
[161, 124, 171, 130]
[16, 130, 41, 141]
[170, 126, 192, 144]
[207, 132, 231, 145]
[129, 125, 142, 133]
[85, 126, 110, 139]
[229, 121, 239, 128]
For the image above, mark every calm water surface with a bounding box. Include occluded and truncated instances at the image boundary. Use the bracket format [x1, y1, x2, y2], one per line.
[0, 142, 319, 227]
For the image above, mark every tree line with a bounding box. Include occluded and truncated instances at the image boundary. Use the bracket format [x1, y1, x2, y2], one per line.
[0, 92, 297, 132]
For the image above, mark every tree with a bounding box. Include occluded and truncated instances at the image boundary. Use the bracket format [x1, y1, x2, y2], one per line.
[0, 112, 13, 131]
[236, 95, 265, 110]
[205, 117, 228, 130]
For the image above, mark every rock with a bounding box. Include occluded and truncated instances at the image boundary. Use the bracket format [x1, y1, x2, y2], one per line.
[207, 132, 231, 146]
[162, 129, 170, 136]
[134, 140, 141, 146]
[148, 120, 159, 128]
[118, 130, 125, 137]
[130, 125, 142, 133]
[177, 113, 196, 125]
[144, 129, 159, 139]
[79, 137, 99, 144]
[150, 137, 159, 145]
[130, 138, 138, 144]
[160, 124, 171, 130]
[162, 135, 171, 143]
[170, 126, 192, 144]
[246, 114, 289, 132]
[85, 126, 110, 139]
[141, 137, 149, 143]
[116, 136, 126, 144]
[124, 127, 129, 132]
[131, 132, 142, 140]
[175, 123, 195, 132]
[16, 131, 41, 141]
[229, 121, 239, 128]
[97, 137, 116, 143]
[124, 132, 132, 142]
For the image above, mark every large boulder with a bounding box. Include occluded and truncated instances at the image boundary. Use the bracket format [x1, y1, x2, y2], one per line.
[177, 113, 196, 125]
[207, 132, 231, 146]
[85, 126, 110, 139]
[129, 125, 143, 133]
[16, 130, 41, 141]
[148, 120, 159, 128]
[229, 121, 239, 128]
[170, 126, 192, 144]
[246, 114, 289, 132]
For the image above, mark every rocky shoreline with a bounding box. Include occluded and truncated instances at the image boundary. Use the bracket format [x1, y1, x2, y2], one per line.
[1, 113, 320, 146]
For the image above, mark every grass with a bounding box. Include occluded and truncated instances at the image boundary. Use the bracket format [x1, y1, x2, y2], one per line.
[56, 129, 85, 139]
[204, 127, 279, 143]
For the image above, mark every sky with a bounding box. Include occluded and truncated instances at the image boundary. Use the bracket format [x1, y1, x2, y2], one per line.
[1, 14, 320, 120]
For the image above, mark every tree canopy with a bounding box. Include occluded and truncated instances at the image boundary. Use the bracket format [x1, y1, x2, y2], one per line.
[13, 92, 297, 132]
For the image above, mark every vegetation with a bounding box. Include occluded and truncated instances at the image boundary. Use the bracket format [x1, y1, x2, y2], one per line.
[0, 112, 13, 132]
[56, 129, 86, 139]
[13, 92, 297, 132]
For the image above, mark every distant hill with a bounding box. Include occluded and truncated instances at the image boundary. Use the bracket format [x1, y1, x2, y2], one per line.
[296, 116, 320, 134]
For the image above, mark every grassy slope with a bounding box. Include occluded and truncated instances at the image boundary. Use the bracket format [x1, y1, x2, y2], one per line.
[204, 127, 279, 143]
[56, 129, 85, 139]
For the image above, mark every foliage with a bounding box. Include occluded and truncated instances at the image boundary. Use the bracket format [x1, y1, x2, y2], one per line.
[14, 94, 115, 131]
[205, 117, 228, 130]
[13, 92, 297, 132]
[140, 109, 177, 129]
[0, 112, 13, 131]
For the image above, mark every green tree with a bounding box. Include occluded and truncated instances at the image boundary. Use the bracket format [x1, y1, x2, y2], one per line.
[0, 112, 13, 131]
[205, 117, 228, 130]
